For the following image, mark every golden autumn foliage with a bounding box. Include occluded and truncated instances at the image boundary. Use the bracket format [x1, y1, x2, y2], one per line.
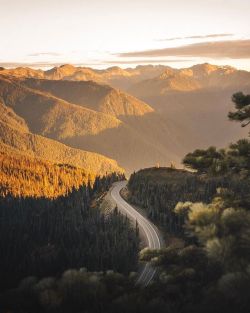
[0, 147, 93, 198]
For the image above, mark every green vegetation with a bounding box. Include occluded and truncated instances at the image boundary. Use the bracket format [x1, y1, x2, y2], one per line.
[1, 91, 250, 313]
[183, 146, 226, 174]
[0, 172, 138, 294]
[229, 92, 250, 127]
[137, 190, 250, 312]
[125, 92, 250, 312]
[183, 139, 250, 175]
[127, 136, 250, 236]
[128, 167, 230, 235]
[0, 269, 136, 313]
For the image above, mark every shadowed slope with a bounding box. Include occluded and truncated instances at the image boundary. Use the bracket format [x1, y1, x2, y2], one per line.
[22, 78, 154, 118]
[0, 75, 121, 139]
[0, 75, 187, 173]
[1, 64, 248, 174]
[0, 101, 124, 175]
[128, 64, 250, 149]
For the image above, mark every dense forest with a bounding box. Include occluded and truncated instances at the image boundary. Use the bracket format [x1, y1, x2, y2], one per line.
[126, 92, 250, 312]
[136, 150, 250, 312]
[0, 92, 250, 313]
[0, 147, 93, 197]
[0, 172, 139, 290]
[128, 167, 227, 235]
[127, 91, 250, 239]
[128, 138, 250, 236]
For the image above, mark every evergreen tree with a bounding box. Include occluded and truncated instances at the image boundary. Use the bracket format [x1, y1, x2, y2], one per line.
[228, 92, 250, 128]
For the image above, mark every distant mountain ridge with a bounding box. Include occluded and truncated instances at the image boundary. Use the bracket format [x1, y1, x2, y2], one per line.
[0, 74, 173, 173]
[1, 63, 249, 93]
[0, 64, 169, 89]
[0, 63, 249, 174]
[127, 63, 249, 155]
[129, 63, 250, 98]
[0, 74, 189, 173]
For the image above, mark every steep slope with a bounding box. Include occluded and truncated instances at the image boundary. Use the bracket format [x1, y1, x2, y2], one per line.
[1, 64, 248, 174]
[22, 78, 153, 117]
[0, 75, 189, 173]
[128, 64, 250, 149]
[67, 113, 190, 174]
[45, 64, 77, 80]
[19, 77, 194, 171]
[0, 75, 121, 140]
[0, 143, 88, 197]
[98, 89, 153, 117]
[0, 101, 123, 175]
[0, 77, 178, 172]
[0, 98, 29, 132]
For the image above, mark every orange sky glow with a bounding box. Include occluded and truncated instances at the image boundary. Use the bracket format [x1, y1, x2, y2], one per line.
[0, 0, 250, 70]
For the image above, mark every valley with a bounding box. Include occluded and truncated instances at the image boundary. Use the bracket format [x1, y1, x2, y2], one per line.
[1, 1, 250, 312]
[0, 63, 249, 174]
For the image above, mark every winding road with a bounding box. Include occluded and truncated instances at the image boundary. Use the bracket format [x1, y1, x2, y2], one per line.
[110, 181, 163, 286]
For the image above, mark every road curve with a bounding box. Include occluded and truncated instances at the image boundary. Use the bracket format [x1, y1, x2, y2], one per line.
[110, 180, 163, 286]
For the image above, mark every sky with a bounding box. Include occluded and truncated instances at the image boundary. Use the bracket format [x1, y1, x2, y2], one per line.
[0, 0, 250, 70]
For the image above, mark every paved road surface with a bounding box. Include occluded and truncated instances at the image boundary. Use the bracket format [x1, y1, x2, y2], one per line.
[110, 180, 163, 286]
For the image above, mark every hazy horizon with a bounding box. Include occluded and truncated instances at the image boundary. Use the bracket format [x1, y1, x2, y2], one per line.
[1, 61, 250, 73]
[0, 0, 250, 70]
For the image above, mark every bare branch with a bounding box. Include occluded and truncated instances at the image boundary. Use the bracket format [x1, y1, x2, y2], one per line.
[242, 120, 250, 127]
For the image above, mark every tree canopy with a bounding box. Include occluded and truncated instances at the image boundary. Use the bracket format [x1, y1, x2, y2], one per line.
[182, 146, 226, 174]
[228, 92, 250, 127]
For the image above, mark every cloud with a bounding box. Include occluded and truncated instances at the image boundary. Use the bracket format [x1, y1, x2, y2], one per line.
[0, 62, 64, 68]
[157, 33, 233, 42]
[118, 40, 250, 59]
[27, 52, 62, 57]
[104, 59, 190, 65]
[0, 61, 105, 69]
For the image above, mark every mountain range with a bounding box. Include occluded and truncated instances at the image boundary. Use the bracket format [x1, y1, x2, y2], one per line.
[0, 63, 249, 174]
[129, 63, 250, 97]
[0, 95, 123, 176]
[0, 64, 168, 89]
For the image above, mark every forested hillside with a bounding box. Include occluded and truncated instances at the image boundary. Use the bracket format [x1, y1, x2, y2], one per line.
[0, 100, 124, 176]
[1, 64, 248, 174]
[135, 137, 250, 312]
[124, 92, 250, 313]
[0, 145, 90, 197]
[0, 73, 249, 313]
[128, 92, 250, 236]
[0, 172, 139, 293]
[128, 141, 250, 231]
[128, 167, 228, 235]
